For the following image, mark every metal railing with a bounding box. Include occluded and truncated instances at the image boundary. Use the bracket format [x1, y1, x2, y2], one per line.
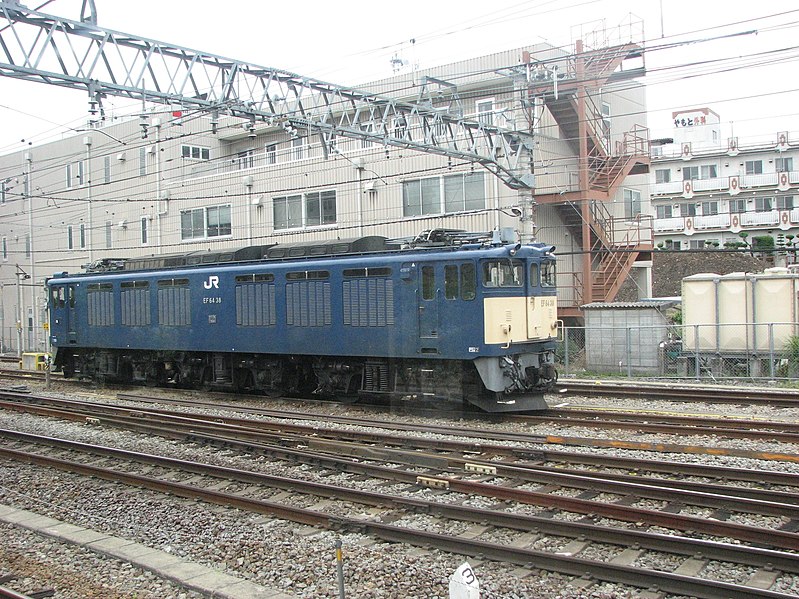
[558, 322, 799, 383]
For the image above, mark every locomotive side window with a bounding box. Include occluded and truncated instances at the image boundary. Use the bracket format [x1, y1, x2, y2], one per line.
[235, 273, 274, 283]
[343, 267, 392, 278]
[541, 261, 556, 287]
[286, 270, 330, 280]
[445, 264, 476, 300]
[461, 263, 476, 300]
[482, 259, 523, 287]
[444, 266, 458, 299]
[68, 286, 75, 308]
[422, 266, 435, 300]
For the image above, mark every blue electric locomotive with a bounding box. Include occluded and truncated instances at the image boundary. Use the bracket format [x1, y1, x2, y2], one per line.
[47, 230, 559, 412]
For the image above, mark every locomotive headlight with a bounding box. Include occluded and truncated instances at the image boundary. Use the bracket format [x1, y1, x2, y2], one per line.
[508, 243, 521, 256]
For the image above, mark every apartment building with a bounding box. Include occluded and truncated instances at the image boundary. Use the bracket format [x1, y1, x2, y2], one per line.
[651, 107, 798, 253]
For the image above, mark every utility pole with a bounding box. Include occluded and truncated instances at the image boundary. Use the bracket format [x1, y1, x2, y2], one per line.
[15, 265, 30, 358]
[24, 151, 37, 351]
[84, 135, 93, 262]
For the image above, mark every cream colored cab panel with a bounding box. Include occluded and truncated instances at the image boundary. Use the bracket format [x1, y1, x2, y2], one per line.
[484, 297, 529, 345]
[527, 296, 558, 340]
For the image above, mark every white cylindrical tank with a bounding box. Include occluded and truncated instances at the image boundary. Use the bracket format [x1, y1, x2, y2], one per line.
[681, 273, 719, 352]
[682, 270, 799, 353]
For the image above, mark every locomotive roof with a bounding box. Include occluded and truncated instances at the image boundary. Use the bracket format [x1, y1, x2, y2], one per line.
[52, 229, 555, 280]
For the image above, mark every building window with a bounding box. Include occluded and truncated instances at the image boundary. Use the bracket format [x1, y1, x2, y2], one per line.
[1, 237, 6, 261]
[25, 234, 30, 257]
[684, 165, 717, 180]
[655, 169, 671, 183]
[777, 196, 794, 210]
[79, 225, 85, 249]
[181, 145, 210, 160]
[180, 205, 232, 240]
[291, 137, 306, 161]
[273, 195, 302, 230]
[729, 199, 747, 213]
[105, 221, 112, 248]
[655, 205, 672, 219]
[139, 146, 147, 177]
[476, 99, 494, 126]
[1, 181, 6, 204]
[755, 197, 774, 212]
[689, 239, 707, 250]
[104, 156, 111, 183]
[403, 177, 440, 216]
[237, 149, 255, 170]
[776, 157, 793, 172]
[304, 191, 337, 226]
[140, 217, 149, 244]
[403, 173, 486, 217]
[745, 160, 763, 175]
[67, 225, 73, 250]
[265, 144, 277, 164]
[444, 172, 485, 212]
[701, 201, 717, 216]
[273, 191, 337, 230]
[682, 203, 697, 217]
[66, 161, 84, 188]
[623, 188, 641, 218]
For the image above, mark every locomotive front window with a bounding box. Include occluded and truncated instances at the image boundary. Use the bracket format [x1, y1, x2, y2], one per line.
[482, 259, 523, 288]
[541, 261, 556, 287]
[530, 264, 539, 287]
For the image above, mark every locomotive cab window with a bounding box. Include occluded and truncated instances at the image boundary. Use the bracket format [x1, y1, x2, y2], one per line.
[482, 259, 523, 287]
[444, 264, 476, 300]
[51, 286, 66, 308]
[541, 261, 556, 287]
[530, 264, 539, 287]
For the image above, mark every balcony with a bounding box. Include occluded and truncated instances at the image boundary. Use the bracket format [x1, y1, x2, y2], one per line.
[654, 210, 799, 234]
[652, 170, 799, 198]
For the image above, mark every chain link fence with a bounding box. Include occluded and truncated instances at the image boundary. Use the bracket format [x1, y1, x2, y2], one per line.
[557, 322, 799, 383]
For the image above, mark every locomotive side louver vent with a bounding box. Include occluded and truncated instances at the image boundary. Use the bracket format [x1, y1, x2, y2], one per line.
[343, 278, 394, 327]
[236, 283, 277, 326]
[286, 281, 331, 327]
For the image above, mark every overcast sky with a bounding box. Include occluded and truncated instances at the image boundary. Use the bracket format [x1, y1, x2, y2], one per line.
[0, 0, 797, 154]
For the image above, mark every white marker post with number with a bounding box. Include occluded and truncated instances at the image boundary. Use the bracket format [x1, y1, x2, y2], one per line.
[449, 562, 479, 599]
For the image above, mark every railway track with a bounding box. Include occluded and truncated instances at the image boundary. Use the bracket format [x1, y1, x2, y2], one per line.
[556, 378, 799, 407]
[1, 390, 798, 597]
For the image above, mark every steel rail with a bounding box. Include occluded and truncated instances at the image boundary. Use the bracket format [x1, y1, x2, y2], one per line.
[4, 401, 799, 551]
[1, 432, 797, 599]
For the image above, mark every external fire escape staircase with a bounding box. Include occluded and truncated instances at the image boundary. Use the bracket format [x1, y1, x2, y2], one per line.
[527, 38, 652, 316]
